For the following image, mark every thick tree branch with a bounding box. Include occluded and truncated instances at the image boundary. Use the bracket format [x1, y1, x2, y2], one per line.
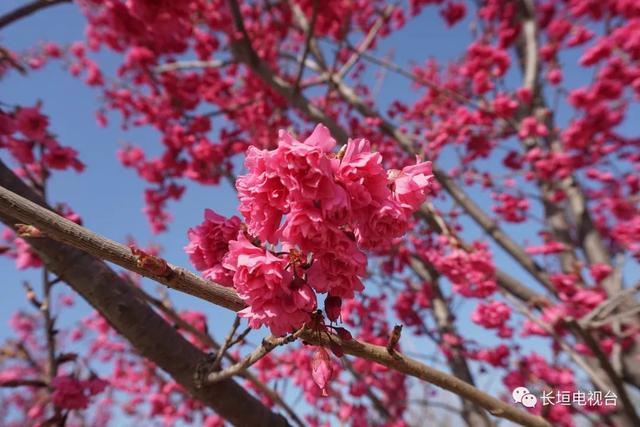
[0, 0, 71, 30]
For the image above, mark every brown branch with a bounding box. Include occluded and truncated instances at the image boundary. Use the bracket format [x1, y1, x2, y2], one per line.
[0, 180, 552, 427]
[292, 0, 318, 94]
[0, 182, 243, 312]
[0, 0, 71, 30]
[409, 256, 494, 427]
[154, 59, 233, 74]
[211, 316, 242, 372]
[386, 324, 403, 355]
[336, 4, 395, 80]
[42, 269, 58, 384]
[0, 46, 27, 74]
[206, 328, 304, 384]
[0, 379, 47, 388]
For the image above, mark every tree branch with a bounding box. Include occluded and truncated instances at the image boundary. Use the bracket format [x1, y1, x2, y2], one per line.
[205, 328, 305, 384]
[154, 59, 233, 74]
[292, 0, 318, 94]
[335, 4, 395, 80]
[0, 0, 71, 30]
[0, 379, 47, 388]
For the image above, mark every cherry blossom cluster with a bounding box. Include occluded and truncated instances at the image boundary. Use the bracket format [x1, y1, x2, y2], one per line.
[187, 124, 433, 335]
[51, 375, 108, 410]
[0, 104, 84, 177]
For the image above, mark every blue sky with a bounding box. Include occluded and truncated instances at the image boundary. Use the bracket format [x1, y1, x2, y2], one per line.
[1, 1, 637, 424]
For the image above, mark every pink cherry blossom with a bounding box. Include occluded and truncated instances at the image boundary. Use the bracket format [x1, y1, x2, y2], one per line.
[236, 146, 288, 243]
[311, 347, 333, 396]
[471, 300, 511, 329]
[390, 159, 434, 214]
[336, 138, 390, 209]
[223, 233, 316, 335]
[15, 237, 42, 270]
[14, 106, 48, 140]
[185, 209, 241, 286]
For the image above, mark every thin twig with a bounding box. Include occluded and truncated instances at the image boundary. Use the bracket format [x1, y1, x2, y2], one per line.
[226, 326, 252, 349]
[292, 0, 318, 94]
[211, 316, 242, 371]
[336, 4, 395, 80]
[154, 59, 233, 74]
[0, 46, 26, 74]
[206, 328, 305, 384]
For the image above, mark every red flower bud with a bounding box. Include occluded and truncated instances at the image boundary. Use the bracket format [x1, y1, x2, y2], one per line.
[324, 295, 342, 322]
